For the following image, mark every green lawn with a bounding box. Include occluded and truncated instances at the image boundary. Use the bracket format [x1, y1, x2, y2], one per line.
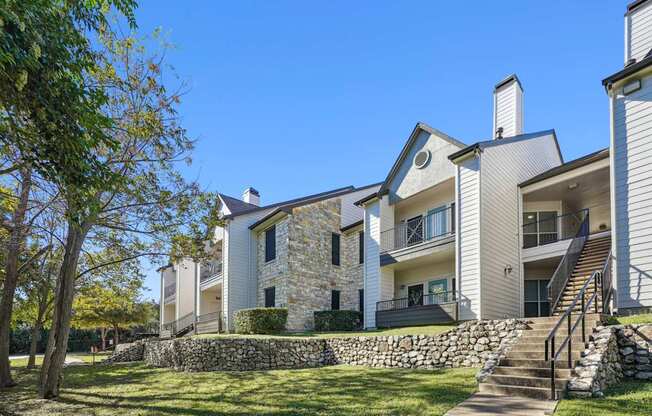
[556, 380, 652, 416]
[613, 313, 652, 325]
[195, 324, 457, 340]
[1, 363, 477, 416]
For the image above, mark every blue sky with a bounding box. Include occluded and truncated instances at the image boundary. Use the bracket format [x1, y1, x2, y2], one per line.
[137, 1, 628, 300]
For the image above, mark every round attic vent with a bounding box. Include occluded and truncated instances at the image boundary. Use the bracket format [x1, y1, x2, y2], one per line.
[413, 150, 431, 169]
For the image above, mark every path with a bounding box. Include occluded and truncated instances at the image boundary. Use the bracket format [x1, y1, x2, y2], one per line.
[445, 393, 558, 416]
[9, 354, 85, 365]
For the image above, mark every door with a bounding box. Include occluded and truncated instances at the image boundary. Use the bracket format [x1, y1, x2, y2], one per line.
[428, 279, 448, 304]
[407, 284, 424, 307]
[426, 205, 449, 240]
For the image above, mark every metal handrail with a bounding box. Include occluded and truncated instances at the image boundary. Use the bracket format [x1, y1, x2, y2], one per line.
[547, 210, 590, 314]
[376, 290, 457, 312]
[197, 311, 224, 332]
[162, 320, 176, 333]
[543, 264, 605, 400]
[380, 205, 455, 253]
[175, 312, 194, 334]
[601, 251, 613, 314]
[200, 261, 223, 283]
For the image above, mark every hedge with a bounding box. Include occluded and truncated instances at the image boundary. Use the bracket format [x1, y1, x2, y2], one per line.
[314, 310, 362, 331]
[234, 308, 288, 334]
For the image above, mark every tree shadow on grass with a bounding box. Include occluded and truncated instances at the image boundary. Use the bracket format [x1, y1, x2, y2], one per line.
[557, 380, 652, 416]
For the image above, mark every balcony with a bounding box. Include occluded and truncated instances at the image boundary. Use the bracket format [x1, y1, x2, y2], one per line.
[164, 283, 176, 304]
[381, 205, 455, 253]
[376, 291, 458, 328]
[200, 260, 223, 288]
[522, 209, 588, 249]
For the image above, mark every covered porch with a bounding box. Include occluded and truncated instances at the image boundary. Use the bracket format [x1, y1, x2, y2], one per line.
[375, 245, 457, 328]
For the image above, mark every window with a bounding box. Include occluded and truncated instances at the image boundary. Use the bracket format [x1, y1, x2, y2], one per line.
[264, 286, 276, 308]
[523, 211, 558, 248]
[331, 290, 340, 310]
[358, 289, 364, 314]
[524, 279, 550, 317]
[358, 231, 364, 264]
[332, 233, 340, 266]
[265, 225, 276, 262]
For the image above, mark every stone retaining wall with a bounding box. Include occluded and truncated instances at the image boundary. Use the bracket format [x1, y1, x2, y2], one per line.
[617, 324, 652, 380]
[568, 326, 622, 397]
[107, 319, 528, 372]
[103, 339, 148, 365]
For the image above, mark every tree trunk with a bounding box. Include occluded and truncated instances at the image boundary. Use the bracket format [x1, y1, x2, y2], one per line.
[38, 222, 87, 399]
[100, 328, 107, 351]
[112, 326, 119, 348]
[0, 168, 32, 387]
[27, 321, 42, 369]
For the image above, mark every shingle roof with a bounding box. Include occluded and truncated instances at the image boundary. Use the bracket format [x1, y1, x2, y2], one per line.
[519, 148, 609, 188]
[219, 194, 259, 217]
[447, 129, 562, 163]
[602, 52, 652, 87]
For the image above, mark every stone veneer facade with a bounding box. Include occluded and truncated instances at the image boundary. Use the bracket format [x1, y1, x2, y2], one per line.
[256, 198, 364, 331]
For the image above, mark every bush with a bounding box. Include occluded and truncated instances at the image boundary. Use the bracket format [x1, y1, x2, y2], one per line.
[314, 310, 362, 332]
[234, 308, 288, 334]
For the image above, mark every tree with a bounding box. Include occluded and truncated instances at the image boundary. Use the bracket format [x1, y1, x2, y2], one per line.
[38, 30, 218, 398]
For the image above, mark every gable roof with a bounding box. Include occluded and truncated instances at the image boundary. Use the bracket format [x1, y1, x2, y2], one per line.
[220, 185, 356, 220]
[602, 51, 652, 88]
[447, 129, 563, 164]
[519, 148, 609, 188]
[248, 182, 381, 231]
[377, 122, 465, 195]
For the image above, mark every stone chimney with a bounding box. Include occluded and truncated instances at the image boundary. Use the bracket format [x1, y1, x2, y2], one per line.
[493, 74, 523, 139]
[625, 0, 652, 65]
[243, 187, 260, 206]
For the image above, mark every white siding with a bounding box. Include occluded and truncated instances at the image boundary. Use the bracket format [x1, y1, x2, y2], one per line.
[457, 157, 481, 320]
[493, 81, 523, 138]
[340, 185, 381, 228]
[627, 1, 652, 63]
[363, 200, 381, 328]
[480, 134, 562, 319]
[612, 73, 652, 310]
[176, 258, 196, 319]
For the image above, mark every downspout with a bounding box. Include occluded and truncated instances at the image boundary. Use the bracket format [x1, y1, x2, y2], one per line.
[608, 87, 619, 313]
[193, 262, 199, 334]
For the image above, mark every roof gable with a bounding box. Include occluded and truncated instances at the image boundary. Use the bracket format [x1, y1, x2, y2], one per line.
[378, 122, 465, 197]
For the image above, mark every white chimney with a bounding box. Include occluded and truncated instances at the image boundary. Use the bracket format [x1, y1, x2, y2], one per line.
[243, 187, 260, 206]
[625, 0, 652, 65]
[493, 74, 523, 139]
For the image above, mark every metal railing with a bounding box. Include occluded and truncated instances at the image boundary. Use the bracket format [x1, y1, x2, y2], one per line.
[522, 209, 589, 249]
[376, 290, 456, 312]
[197, 311, 224, 332]
[601, 251, 613, 314]
[546, 210, 590, 314]
[164, 283, 176, 299]
[544, 263, 605, 400]
[380, 205, 455, 253]
[175, 312, 194, 335]
[200, 260, 223, 283]
[161, 320, 176, 334]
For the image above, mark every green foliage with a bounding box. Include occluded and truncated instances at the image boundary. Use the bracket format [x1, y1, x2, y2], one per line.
[9, 327, 98, 354]
[234, 308, 288, 335]
[314, 310, 362, 332]
[0, 0, 137, 194]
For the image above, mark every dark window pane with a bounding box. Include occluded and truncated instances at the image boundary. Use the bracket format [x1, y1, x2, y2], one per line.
[525, 280, 539, 302]
[265, 225, 276, 262]
[359, 231, 364, 264]
[359, 289, 364, 313]
[332, 233, 341, 266]
[540, 301, 550, 317]
[539, 280, 550, 302]
[523, 234, 538, 248]
[264, 287, 276, 308]
[331, 290, 340, 310]
[539, 211, 558, 233]
[524, 302, 539, 318]
[523, 212, 538, 234]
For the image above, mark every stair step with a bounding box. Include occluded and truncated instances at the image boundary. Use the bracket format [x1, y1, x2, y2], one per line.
[485, 374, 569, 389]
[478, 383, 563, 400]
[499, 359, 575, 369]
[507, 350, 583, 360]
[493, 366, 572, 378]
[519, 335, 589, 344]
[511, 341, 587, 353]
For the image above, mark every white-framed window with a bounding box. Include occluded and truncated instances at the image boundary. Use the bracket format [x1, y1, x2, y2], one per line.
[523, 211, 558, 248]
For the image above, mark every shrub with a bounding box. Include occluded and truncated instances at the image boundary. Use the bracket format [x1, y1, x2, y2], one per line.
[314, 310, 362, 332]
[234, 308, 288, 334]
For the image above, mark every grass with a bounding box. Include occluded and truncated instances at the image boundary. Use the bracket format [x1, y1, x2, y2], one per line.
[0, 363, 477, 416]
[9, 353, 109, 369]
[556, 380, 652, 416]
[611, 313, 652, 325]
[195, 324, 457, 340]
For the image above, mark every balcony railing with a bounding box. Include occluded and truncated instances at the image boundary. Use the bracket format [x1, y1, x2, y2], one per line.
[380, 205, 455, 253]
[522, 209, 588, 249]
[200, 260, 223, 284]
[376, 290, 456, 312]
[164, 283, 176, 299]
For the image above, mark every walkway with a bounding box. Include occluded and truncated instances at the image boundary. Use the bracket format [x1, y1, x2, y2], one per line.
[445, 393, 558, 416]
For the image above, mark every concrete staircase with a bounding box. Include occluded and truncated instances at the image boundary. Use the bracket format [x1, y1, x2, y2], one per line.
[553, 236, 611, 316]
[479, 314, 603, 400]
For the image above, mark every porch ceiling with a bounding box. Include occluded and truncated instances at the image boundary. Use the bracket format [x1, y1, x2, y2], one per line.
[384, 242, 454, 271]
[523, 165, 610, 206]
